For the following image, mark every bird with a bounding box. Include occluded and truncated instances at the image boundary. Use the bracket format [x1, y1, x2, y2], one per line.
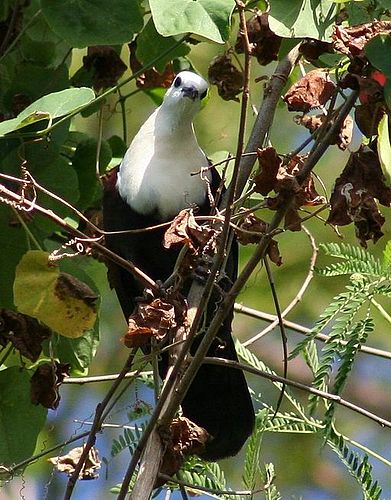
[102, 70, 254, 460]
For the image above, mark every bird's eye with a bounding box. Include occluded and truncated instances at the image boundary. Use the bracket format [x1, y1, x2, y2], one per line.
[200, 89, 207, 100]
[173, 76, 182, 88]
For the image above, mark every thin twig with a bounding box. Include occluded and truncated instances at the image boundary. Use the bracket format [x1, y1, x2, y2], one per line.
[244, 226, 318, 346]
[63, 350, 137, 500]
[234, 304, 391, 360]
[263, 256, 287, 418]
[204, 357, 391, 428]
[0, 183, 158, 291]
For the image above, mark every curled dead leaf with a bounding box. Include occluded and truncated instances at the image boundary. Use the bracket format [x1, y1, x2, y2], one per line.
[122, 298, 177, 348]
[333, 21, 391, 58]
[328, 146, 391, 246]
[236, 213, 283, 266]
[298, 113, 353, 150]
[283, 69, 336, 113]
[253, 147, 281, 196]
[235, 12, 282, 66]
[157, 417, 210, 486]
[261, 154, 326, 231]
[83, 46, 127, 91]
[0, 309, 51, 362]
[30, 361, 70, 409]
[164, 209, 217, 255]
[208, 53, 243, 101]
[49, 445, 101, 480]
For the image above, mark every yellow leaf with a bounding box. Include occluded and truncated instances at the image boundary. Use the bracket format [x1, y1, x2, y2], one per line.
[14, 251, 97, 338]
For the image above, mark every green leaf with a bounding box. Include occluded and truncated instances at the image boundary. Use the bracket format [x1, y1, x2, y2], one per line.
[0, 367, 47, 468]
[149, 0, 235, 44]
[19, 87, 95, 121]
[14, 251, 98, 339]
[0, 88, 95, 137]
[365, 34, 391, 79]
[41, 0, 143, 48]
[136, 19, 190, 72]
[269, 0, 337, 41]
[72, 137, 111, 209]
[0, 206, 29, 309]
[377, 114, 391, 187]
[384, 79, 391, 111]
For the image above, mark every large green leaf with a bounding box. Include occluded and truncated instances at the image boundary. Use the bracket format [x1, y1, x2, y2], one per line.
[269, 0, 337, 41]
[0, 88, 94, 137]
[149, 0, 234, 43]
[136, 19, 190, 72]
[0, 367, 47, 468]
[41, 0, 143, 48]
[365, 34, 391, 80]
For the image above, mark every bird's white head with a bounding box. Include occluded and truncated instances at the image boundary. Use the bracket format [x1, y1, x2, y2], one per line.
[161, 71, 208, 120]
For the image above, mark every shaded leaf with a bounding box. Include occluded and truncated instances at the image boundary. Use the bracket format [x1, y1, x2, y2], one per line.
[0, 367, 47, 467]
[41, 0, 143, 48]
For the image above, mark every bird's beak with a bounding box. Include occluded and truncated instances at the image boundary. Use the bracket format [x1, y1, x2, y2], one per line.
[181, 85, 199, 101]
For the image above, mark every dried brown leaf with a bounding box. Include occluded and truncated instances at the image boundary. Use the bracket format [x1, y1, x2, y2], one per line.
[208, 53, 243, 101]
[328, 146, 391, 246]
[48, 445, 101, 480]
[235, 12, 282, 66]
[253, 147, 281, 196]
[83, 46, 127, 91]
[283, 69, 336, 112]
[333, 21, 391, 58]
[298, 113, 353, 150]
[299, 39, 333, 61]
[0, 309, 51, 362]
[30, 361, 70, 409]
[164, 209, 216, 254]
[157, 417, 210, 485]
[123, 298, 177, 348]
[236, 214, 282, 266]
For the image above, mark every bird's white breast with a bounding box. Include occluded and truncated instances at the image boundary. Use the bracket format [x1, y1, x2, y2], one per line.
[117, 108, 211, 220]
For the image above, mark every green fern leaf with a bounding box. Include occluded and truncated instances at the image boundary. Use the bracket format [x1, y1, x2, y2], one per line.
[327, 429, 382, 499]
[319, 243, 383, 276]
[243, 409, 267, 492]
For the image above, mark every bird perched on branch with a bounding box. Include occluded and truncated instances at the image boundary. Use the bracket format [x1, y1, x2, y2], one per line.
[103, 71, 254, 460]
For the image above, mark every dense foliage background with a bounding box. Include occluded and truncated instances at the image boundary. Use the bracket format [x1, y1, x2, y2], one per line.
[1, 0, 391, 499]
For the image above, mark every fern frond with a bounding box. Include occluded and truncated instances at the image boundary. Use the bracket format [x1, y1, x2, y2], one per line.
[303, 339, 319, 375]
[111, 424, 145, 458]
[263, 412, 321, 434]
[327, 428, 382, 500]
[236, 341, 308, 419]
[289, 285, 364, 360]
[176, 458, 235, 499]
[323, 317, 374, 432]
[319, 243, 383, 276]
[308, 290, 369, 412]
[243, 410, 267, 493]
[263, 463, 281, 500]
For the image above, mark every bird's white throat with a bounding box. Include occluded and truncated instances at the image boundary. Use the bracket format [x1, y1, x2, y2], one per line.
[116, 73, 211, 221]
